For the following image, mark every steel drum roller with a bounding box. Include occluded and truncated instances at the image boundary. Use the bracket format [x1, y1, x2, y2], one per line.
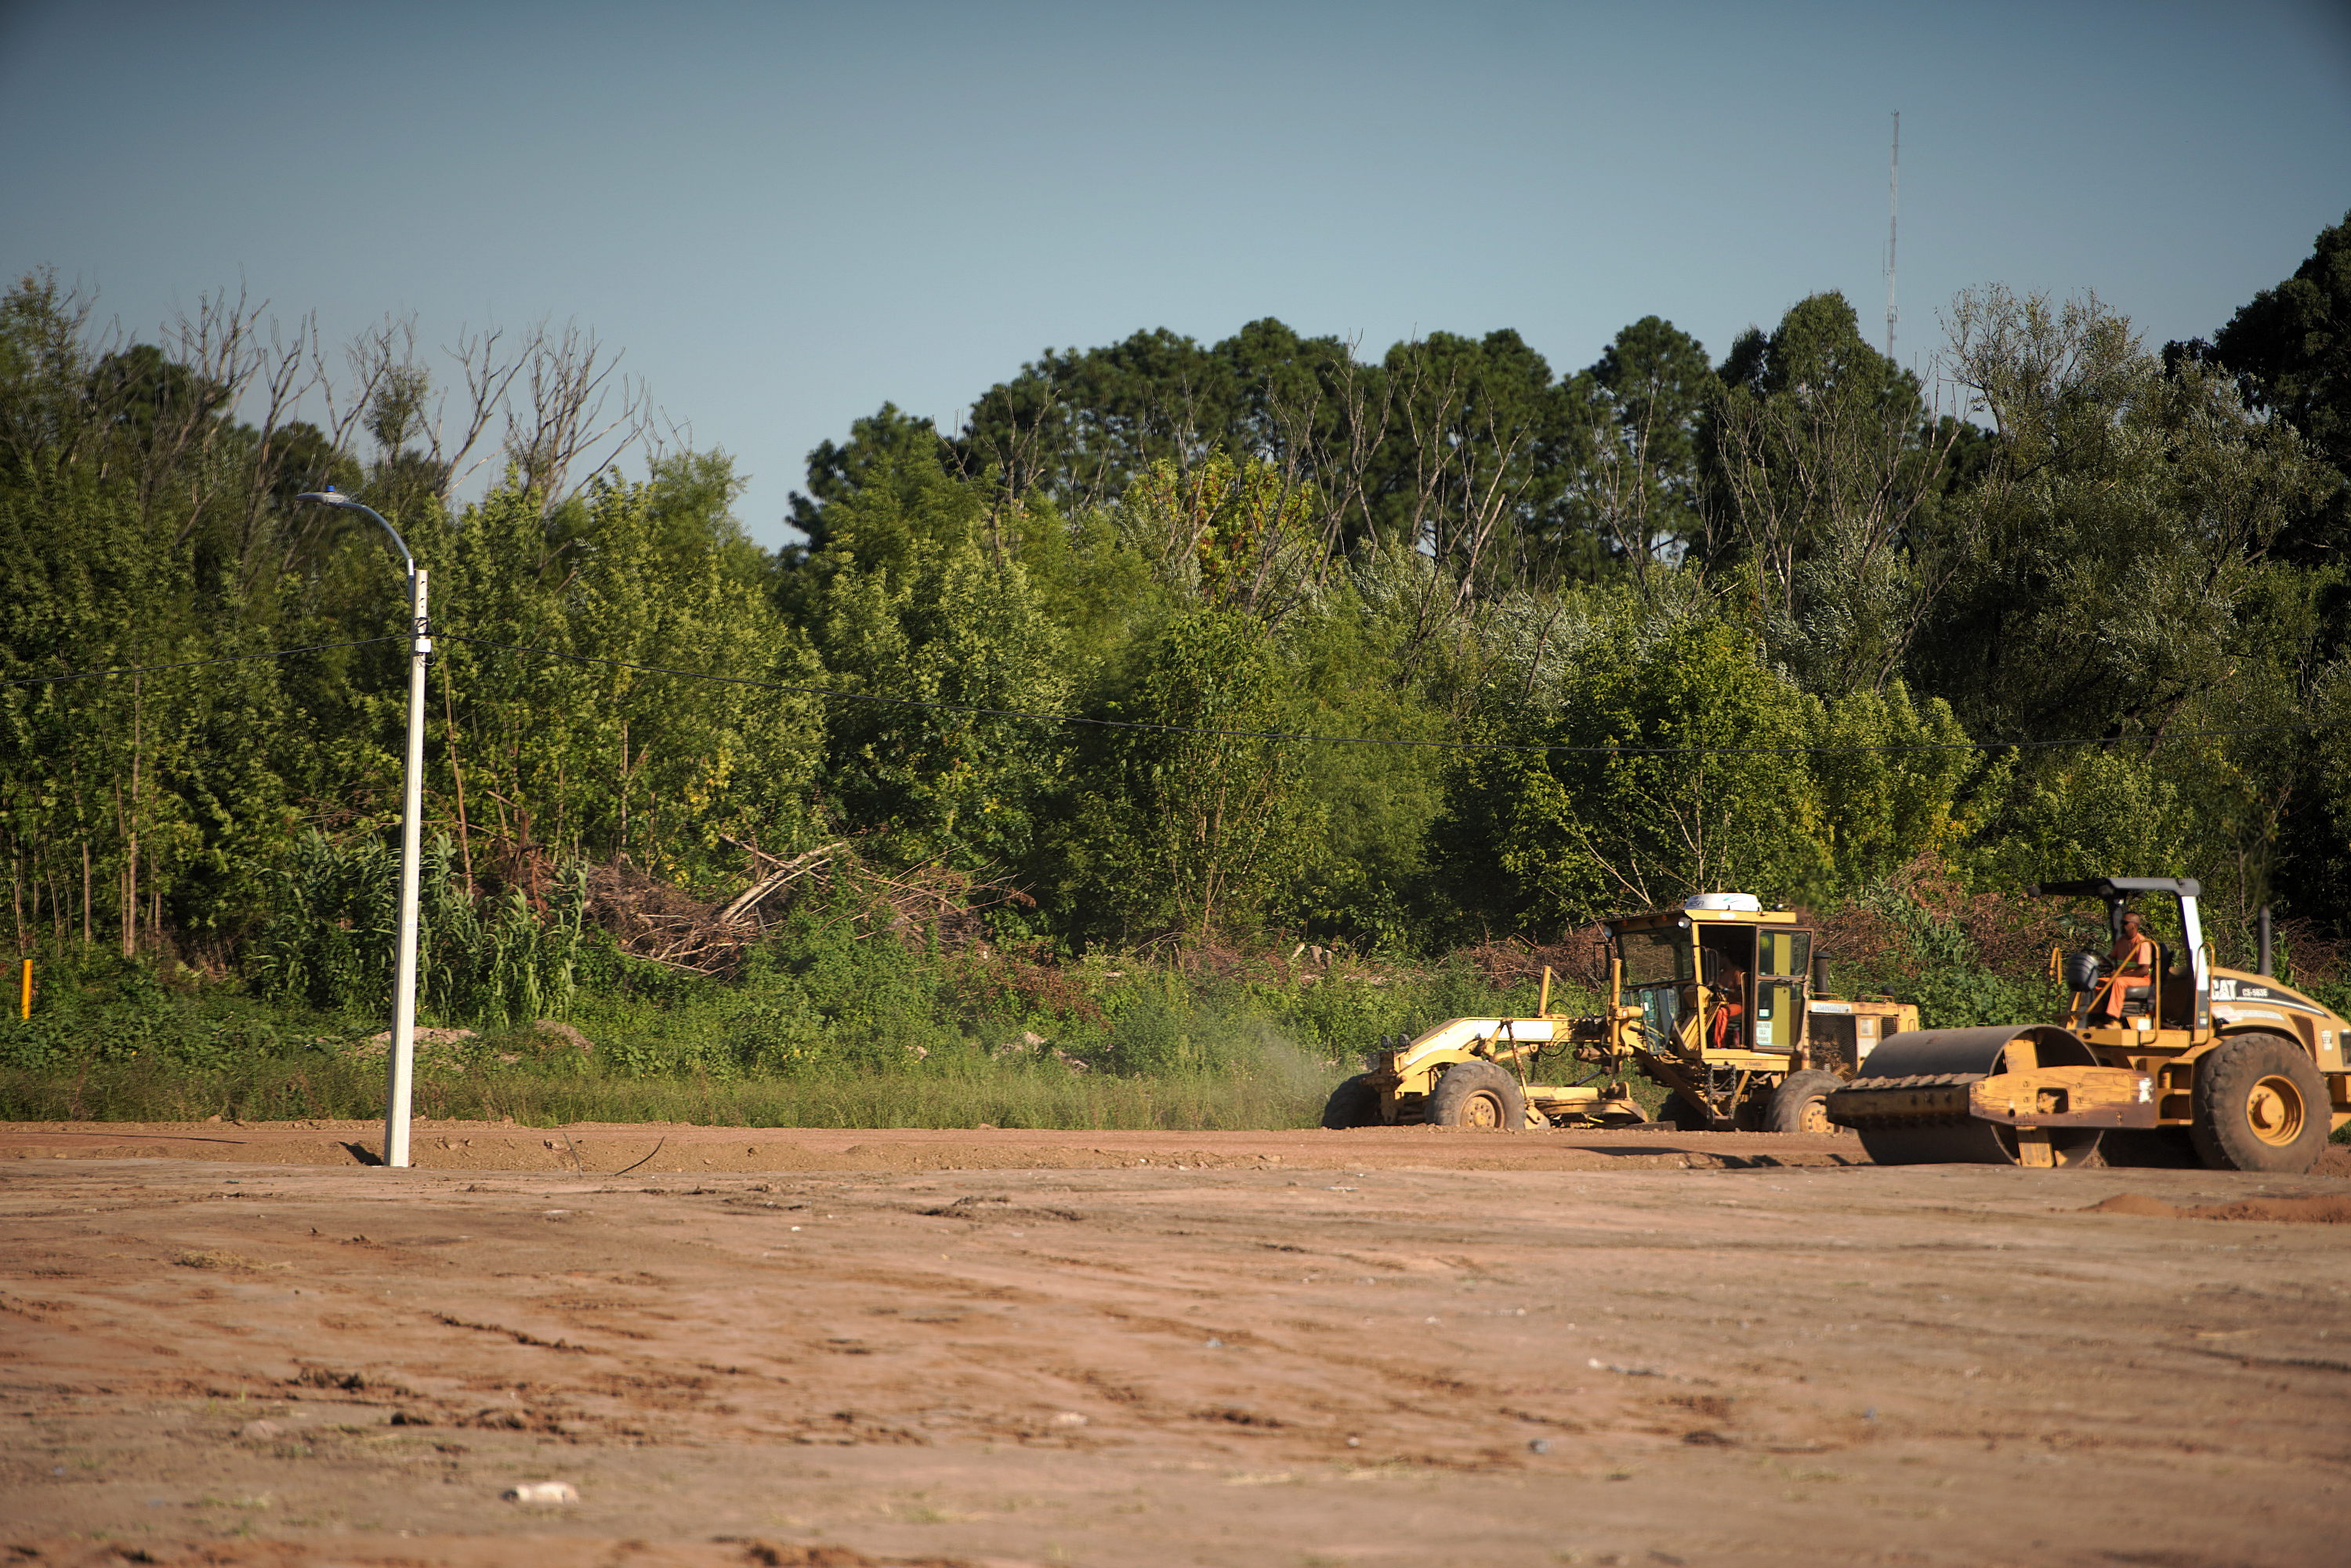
[1836, 1024, 2106, 1167]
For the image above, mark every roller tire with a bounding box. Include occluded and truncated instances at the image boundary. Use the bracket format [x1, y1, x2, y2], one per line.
[2190, 1033, 2327, 1174]
[1765, 1070, 1847, 1135]
[1320, 1073, 1383, 1130]
[1427, 1059, 1527, 1132]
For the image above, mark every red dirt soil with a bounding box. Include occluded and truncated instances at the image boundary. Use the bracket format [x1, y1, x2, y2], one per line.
[3, 1125, 2349, 1566]
[2085, 1189, 2351, 1223]
[0, 1119, 1877, 1174]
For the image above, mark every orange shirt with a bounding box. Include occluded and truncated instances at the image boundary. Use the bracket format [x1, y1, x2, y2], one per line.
[2109, 932, 2157, 978]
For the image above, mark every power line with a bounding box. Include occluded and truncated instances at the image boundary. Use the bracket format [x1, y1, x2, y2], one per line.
[440, 632, 2346, 760]
[1, 636, 403, 690]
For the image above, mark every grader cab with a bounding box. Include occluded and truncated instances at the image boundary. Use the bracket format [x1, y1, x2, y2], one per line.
[1826, 876, 2350, 1173]
[1322, 894, 1916, 1132]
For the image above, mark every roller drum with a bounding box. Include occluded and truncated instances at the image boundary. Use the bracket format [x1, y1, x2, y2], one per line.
[1852, 1025, 2092, 1079]
[1838, 1024, 2105, 1168]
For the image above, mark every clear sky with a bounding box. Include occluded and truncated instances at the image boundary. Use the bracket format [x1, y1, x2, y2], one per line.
[4, 0, 2347, 547]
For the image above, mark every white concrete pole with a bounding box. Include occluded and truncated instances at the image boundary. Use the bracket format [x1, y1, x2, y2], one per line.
[386, 567, 430, 1169]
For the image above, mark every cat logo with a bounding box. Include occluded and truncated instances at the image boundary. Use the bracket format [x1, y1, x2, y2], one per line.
[2212, 978, 2237, 1003]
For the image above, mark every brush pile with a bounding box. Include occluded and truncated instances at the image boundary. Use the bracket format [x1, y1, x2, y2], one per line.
[581, 842, 1032, 977]
[1461, 926, 1615, 996]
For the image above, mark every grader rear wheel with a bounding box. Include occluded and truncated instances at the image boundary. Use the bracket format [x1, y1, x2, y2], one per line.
[1659, 1092, 1712, 1132]
[1427, 1059, 1527, 1132]
[1766, 1070, 1846, 1135]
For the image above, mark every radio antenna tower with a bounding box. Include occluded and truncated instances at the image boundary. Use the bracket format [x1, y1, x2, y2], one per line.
[1884, 110, 1900, 360]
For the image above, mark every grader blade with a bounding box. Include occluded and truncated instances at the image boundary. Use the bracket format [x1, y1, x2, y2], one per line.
[1826, 1024, 2121, 1168]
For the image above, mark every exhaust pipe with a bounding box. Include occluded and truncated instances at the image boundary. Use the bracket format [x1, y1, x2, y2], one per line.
[2258, 905, 2273, 977]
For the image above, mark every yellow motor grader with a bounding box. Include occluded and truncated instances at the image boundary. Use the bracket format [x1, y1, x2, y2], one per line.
[1827, 876, 2350, 1173]
[1322, 893, 1917, 1132]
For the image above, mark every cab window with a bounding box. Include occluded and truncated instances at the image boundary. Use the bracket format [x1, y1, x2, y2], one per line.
[1757, 929, 1811, 978]
[1618, 928, 1692, 987]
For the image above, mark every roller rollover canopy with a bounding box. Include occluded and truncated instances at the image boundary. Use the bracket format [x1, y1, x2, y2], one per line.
[2028, 877, 2202, 900]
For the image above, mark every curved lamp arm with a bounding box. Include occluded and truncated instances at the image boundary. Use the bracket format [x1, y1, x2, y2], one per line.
[296, 487, 416, 574]
[293, 485, 429, 1169]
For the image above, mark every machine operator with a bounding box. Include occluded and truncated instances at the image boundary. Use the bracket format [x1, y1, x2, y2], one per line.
[2092, 910, 2158, 1024]
[1709, 967, 1749, 1050]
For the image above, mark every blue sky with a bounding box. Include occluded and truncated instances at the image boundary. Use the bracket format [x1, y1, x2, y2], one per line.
[4, 0, 2347, 547]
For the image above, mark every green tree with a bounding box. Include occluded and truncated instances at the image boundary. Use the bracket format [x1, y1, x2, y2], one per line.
[1060, 610, 1310, 943]
[2193, 209, 2351, 564]
[1117, 452, 1329, 626]
[1429, 620, 1829, 935]
[798, 447, 1072, 876]
[1806, 681, 1985, 889]
[1277, 590, 1450, 950]
[1925, 286, 2332, 946]
[1923, 287, 2326, 745]
[1566, 317, 1718, 588]
[784, 402, 951, 568]
[1704, 292, 1965, 694]
[433, 466, 824, 886]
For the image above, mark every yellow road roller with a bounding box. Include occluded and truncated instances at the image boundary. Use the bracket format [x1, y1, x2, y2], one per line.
[1827, 877, 2349, 1172]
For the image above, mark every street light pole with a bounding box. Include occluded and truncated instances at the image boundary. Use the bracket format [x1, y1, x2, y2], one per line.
[298, 488, 429, 1169]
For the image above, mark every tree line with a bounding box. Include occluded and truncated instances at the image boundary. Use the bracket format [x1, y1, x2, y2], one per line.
[3, 212, 2347, 992]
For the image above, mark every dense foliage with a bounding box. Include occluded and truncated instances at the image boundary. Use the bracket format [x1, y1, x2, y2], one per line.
[4, 215, 2349, 1091]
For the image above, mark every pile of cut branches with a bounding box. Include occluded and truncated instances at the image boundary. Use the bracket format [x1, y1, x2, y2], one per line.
[581, 859, 754, 976]
[1461, 926, 1614, 997]
[582, 842, 1032, 976]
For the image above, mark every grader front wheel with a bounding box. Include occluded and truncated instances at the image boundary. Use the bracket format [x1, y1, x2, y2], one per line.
[1320, 1074, 1383, 1130]
[1428, 1059, 1527, 1132]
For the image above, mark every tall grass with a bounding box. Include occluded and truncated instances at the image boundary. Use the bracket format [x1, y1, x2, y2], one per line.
[0, 1052, 1332, 1129]
[0, 940, 1367, 1128]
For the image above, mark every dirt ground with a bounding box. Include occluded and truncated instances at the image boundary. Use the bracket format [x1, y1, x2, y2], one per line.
[3, 1124, 2349, 1567]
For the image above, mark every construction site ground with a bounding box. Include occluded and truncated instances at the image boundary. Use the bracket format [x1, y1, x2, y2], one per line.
[3, 1121, 2348, 1568]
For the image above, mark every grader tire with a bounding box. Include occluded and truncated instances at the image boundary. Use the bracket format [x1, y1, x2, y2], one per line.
[1320, 1074, 1383, 1130]
[1660, 1092, 1712, 1131]
[2190, 1033, 2328, 1174]
[1427, 1059, 1527, 1132]
[1766, 1070, 1846, 1135]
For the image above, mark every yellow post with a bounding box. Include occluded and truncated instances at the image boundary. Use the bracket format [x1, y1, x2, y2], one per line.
[1538, 965, 1554, 1017]
[19, 958, 30, 1020]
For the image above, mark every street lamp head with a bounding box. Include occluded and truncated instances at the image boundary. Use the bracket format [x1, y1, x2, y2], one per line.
[293, 487, 415, 571]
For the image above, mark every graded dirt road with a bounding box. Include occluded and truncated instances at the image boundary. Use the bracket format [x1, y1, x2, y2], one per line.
[3, 1124, 2349, 1568]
